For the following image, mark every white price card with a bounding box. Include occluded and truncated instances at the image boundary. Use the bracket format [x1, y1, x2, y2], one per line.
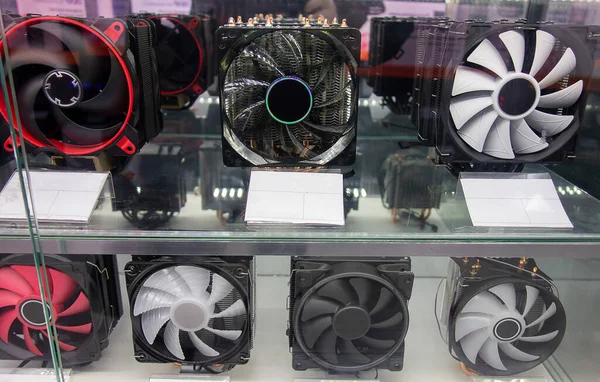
[0, 368, 71, 382]
[0, 170, 109, 224]
[245, 170, 345, 226]
[459, 175, 572, 228]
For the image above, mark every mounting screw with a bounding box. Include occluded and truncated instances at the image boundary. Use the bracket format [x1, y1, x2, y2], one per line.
[125, 264, 138, 275]
[470, 259, 481, 276]
[135, 353, 146, 361]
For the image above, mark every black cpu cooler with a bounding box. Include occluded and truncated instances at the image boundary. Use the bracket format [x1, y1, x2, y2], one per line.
[217, 20, 360, 167]
[415, 20, 600, 166]
[439, 257, 566, 376]
[289, 257, 413, 373]
[125, 256, 253, 373]
[0, 14, 162, 166]
[0, 254, 122, 366]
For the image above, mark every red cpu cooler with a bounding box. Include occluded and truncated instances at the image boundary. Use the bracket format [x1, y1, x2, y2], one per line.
[0, 14, 162, 164]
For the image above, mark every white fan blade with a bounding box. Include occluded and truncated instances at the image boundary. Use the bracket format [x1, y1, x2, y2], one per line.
[208, 274, 234, 306]
[489, 284, 517, 311]
[499, 30, 525, 72]
[520, 330, 559, 343]
[455, 314, 491, 341]
[467, 39, 508, 77]
[499, 342, 540, 362]
[529, 30, 556, 77]
[483, 118, 515, 159]
[450, 93, 493, 130]
[523, 286, 540, 317]
[164, 321, 184, 360]
[458, 108, 498, 152]
[141, 307, 171, 345]
[134, 287, 177, 316]
[460, 327, 489, 364]
[511, 120, 549, 155]
[480, 339, 507, 371]
[142, 267, 192, 299]
[526, 109, 574, 137]
[175, 266, 210, 303]
[538, 80, 583, 108]
[452, 66, 497, 96]
[212, 299, 246, 318]
[538, 48, 576, 89]
[526, 302, 557, 328]
[462, 291, 507, 316]
[190, 332, 220, 357]
[206, 327, 242, 341]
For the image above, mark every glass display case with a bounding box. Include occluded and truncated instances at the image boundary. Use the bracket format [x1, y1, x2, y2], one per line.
[0, 0, 598, 381]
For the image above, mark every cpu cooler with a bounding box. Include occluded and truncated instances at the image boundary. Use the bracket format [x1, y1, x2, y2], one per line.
[142, 14, 214, 110]
[439, 257, 566, 376]
[289, 257, 413, 373]
[416, 21, 599, 165]
[217, 21, 360, 167]
[125, 256, 253, 372]
[0, 254, 122, 366]
[0, 14, 162, 165]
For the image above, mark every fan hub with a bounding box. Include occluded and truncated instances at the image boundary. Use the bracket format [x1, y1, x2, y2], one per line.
[492, 73, 540, 120]
[170, 298, 210, 332]
[266, 76, 313, 125]
[493, 318, 522, 341]
[43, 69, 83, 108]
[17, 299, 51, 328]
[332, 306, 370, 340]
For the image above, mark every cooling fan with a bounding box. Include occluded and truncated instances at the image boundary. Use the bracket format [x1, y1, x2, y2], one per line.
[217, 24, 360, 166]
[126, 258, 252, 371]
[145, 14, 214, 109]
[419, 22, 599, 165]
[0, 14, 161, 164]
[0, 253, 122, 366]
[440, 257, 566, 376]
[289, 257, 413, 372]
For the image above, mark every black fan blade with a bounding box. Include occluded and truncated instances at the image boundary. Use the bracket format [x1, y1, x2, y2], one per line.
[318, 279, 356, 305]
[370, 287, 394, 317]
[52, 106, 122, 145]
[30, 23, 105, 91]
[312, 59, 337, 89]
[240, 44, 285, 77]
[16, 75, 55, 145]
[8, 48, 73, 72]
[313, 81, 352, 109]
[340, 339, 370, 364]
[223, 79, 269, 97]
[275, 33, 302, 72]
[301, 296, 339, 321]
[349, 278, 372, 307]
[359, 335, 395, 350]
[233, 100, 265, 128]
[301, 315, 333, 349]
[285, 126, 317, 159]
[315, 328, 339, 365]
[303, 119, 348, 134]
[76, 55, 127, 118]
[371, 312, 403, 330]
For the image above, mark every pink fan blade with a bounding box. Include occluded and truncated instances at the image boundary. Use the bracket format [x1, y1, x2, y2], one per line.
[0, 267, 35, 296]
[41, 331, 77, 352]
[56, 323, 92, 334]
[23, 326, 43, 356]
[11, 266, 51, 295]
[57, 292, 90, 317]
[0, 290, 21, 309]
[0, 310, 17, 343]
[48, 268, 77, 305]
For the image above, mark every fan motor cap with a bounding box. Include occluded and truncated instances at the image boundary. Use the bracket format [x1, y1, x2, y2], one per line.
[266, 76, 313, 125]
[492, 73, 540, 120]
[43, 69, 83, 108]
[332, 305, 371, 340]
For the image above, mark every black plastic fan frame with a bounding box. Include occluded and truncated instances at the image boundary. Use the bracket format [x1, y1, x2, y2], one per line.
[0, 13, 162, 167]
[125, 257, 253, 370]
[139, 13, 215, 110]
[216, 25, 360, 167]
[289, 256, 413, 373]
[446, 257, 567, 376]
[0, 253, 121, 366]
[416, 20, 600, 166]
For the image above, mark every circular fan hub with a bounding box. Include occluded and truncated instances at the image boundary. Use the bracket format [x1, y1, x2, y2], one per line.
[492, 73, 540, 120]
[332, 306, 370, 340]
[170, 298, 210, 332]
[43, 69, 83, 108]
[18, 299, 51, 328]
[494, 318, 522, 341]
[266, 76, 313, 125]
